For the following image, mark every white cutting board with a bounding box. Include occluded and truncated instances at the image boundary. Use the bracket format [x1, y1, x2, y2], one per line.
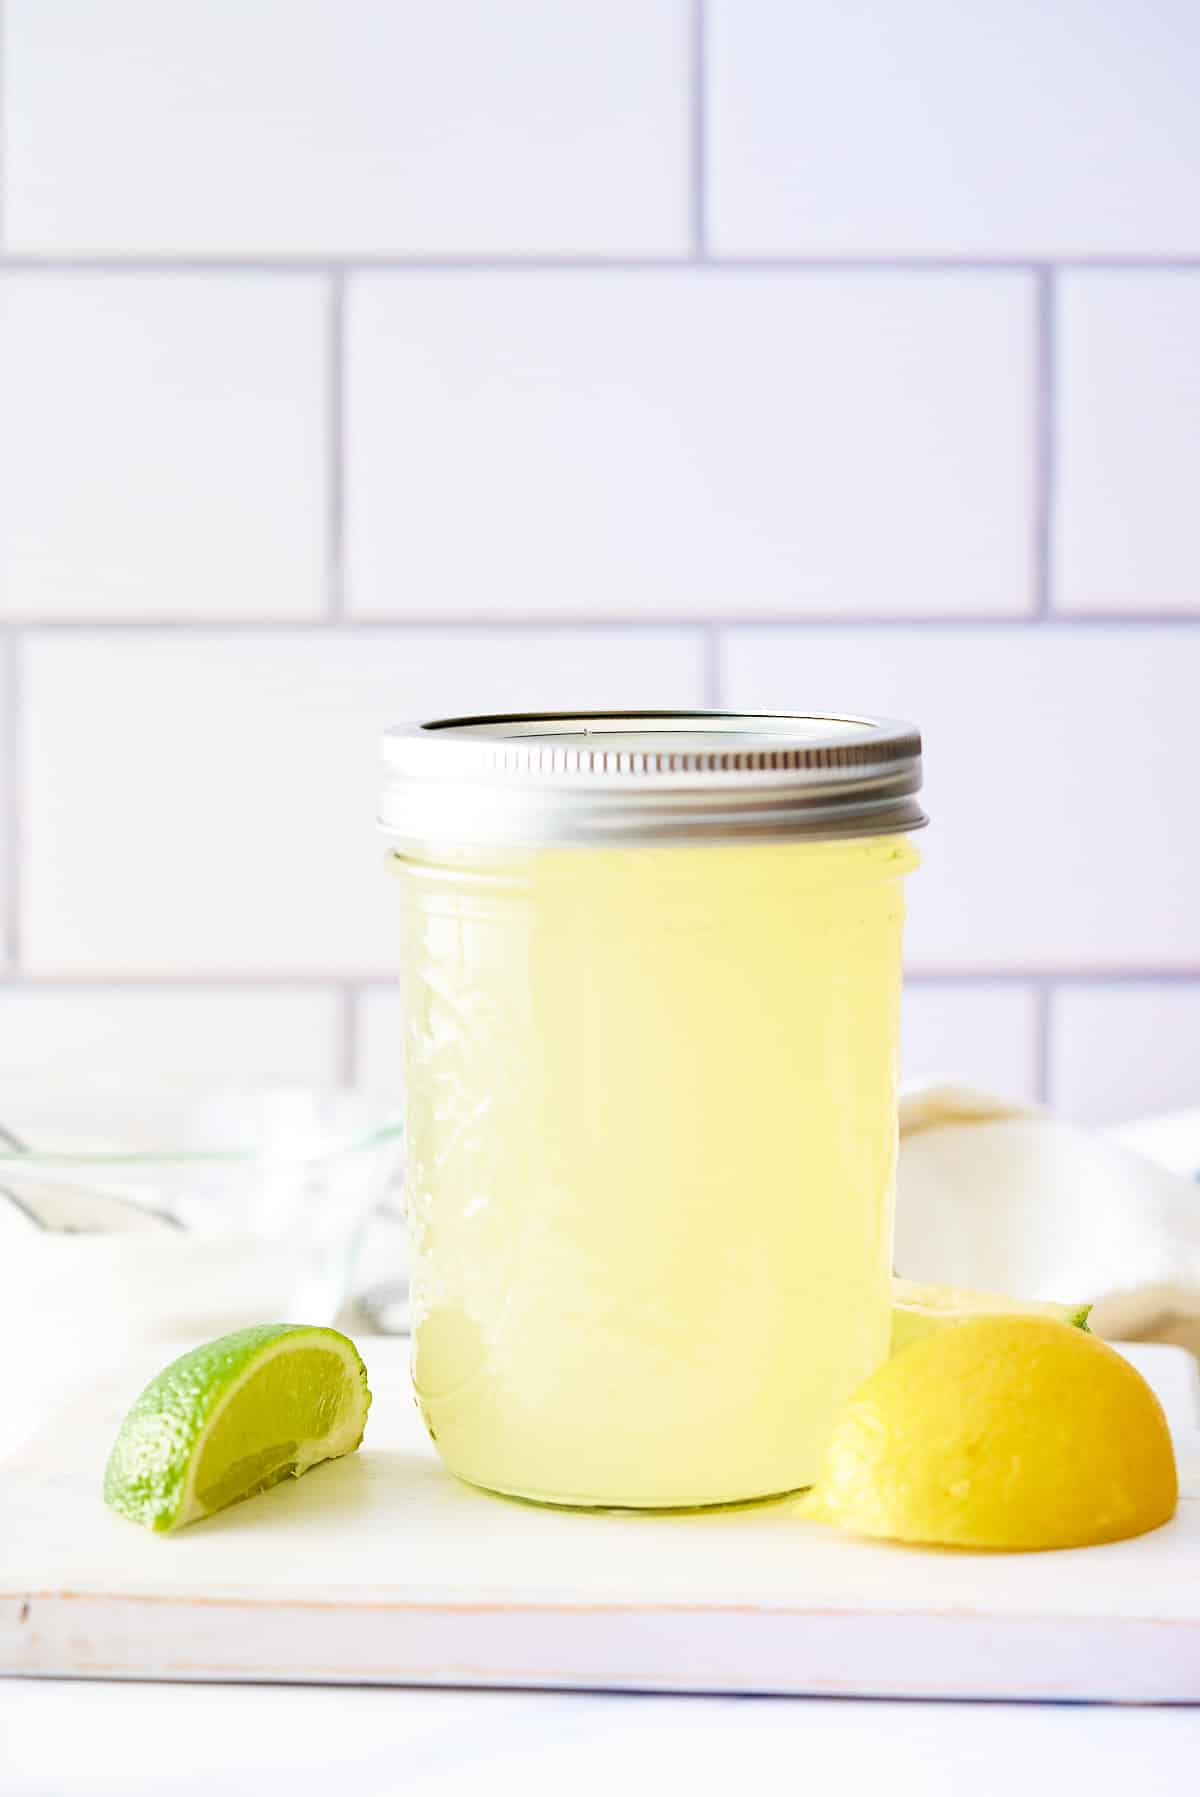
[3, 1341, 1199, 1703]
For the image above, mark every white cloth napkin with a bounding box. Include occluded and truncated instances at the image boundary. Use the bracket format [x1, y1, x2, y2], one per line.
[897, 1084, 1200, 1354]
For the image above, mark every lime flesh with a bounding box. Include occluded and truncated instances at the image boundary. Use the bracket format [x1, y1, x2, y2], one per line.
[104, 1324, 371, 1532]
[892, 1278, 1091, 1357]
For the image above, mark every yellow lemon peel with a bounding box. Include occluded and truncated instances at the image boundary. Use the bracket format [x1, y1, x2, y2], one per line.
[806, 1316, 1177, 1551]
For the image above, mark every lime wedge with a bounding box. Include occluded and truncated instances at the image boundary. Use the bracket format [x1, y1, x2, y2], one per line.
[892, 1278, 1091, 1356]
[103, 1324, 371, 1532]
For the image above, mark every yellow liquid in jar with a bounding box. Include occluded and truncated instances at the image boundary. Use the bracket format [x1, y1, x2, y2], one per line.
[396, 833, 917, 1508]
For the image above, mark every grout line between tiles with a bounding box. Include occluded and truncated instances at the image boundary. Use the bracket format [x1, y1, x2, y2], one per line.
[0, 972, 379, 991]
[336, 983, 358, 1087]
[702, 625, 722, 706]
[689, 0, 708, 260]
[326, 271, 347, 618]
[907, 968, 1200, 986]
[1, 629, 20, 968]
[2, 969, 1200, 991]
[1032, 268, 1056, 619]
[2, 254, 1200, 274]
[8, 612, 1200, 633]
[1033, 978, 1054, 1103]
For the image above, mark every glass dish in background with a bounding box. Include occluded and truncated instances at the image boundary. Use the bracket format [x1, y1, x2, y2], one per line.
[0, 1086, 406, 1329]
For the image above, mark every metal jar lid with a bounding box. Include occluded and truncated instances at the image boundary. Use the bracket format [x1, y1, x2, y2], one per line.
[378, 711, 925, 850]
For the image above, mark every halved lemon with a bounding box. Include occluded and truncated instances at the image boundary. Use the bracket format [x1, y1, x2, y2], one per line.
[892, 1277, 1090, 1355]
[806, 1316, 1177, 1550]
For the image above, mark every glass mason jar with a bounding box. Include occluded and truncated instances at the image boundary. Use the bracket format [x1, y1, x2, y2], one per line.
[379, 712, 924, 1509]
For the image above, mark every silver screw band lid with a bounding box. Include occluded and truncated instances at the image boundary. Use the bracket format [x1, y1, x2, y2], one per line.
[378, 711, 926, 849]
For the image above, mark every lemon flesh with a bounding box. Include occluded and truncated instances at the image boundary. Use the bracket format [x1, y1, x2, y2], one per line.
[892, 1278, 1090, 1356]
[104, 1324, 371, 1532]
[810, 1316, 1177, 1551]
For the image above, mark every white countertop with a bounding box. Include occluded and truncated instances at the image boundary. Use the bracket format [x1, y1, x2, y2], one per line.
[3, 1677, 1199, 1796]
[4, 1341, 1198, 1789]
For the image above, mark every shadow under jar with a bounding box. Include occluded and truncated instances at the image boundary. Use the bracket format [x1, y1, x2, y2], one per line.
[379, 712, 925, 1509]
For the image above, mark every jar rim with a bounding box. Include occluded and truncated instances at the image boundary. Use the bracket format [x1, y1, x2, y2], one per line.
[378, 709, 926, 849]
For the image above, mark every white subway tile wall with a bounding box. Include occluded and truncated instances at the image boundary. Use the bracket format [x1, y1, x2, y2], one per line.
[0, 275, 328, 618]
[708, 0, 1200, 257]
[0, 989, 342, 1091]
[1055, 274, 1200, 614]
[23, 629, 705, 976]
[347, 272, 1034, 619]
[2, 2, 1198, 1123]
[0, 644, 9, 966]
[357, 987, 407, 1105]
[1049, 986, 1200, 1127]
[720, 626, 1200, 974]
[900, 985, 1040, 1103]
[4, 0, 690, 256]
